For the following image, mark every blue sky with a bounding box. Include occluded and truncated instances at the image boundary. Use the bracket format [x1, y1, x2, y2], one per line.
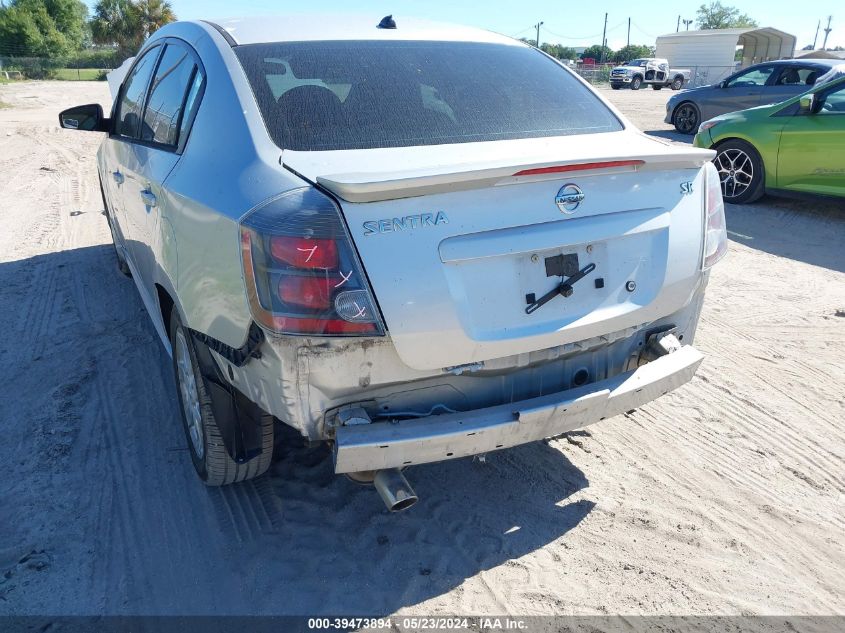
[83, 1, 843, 50]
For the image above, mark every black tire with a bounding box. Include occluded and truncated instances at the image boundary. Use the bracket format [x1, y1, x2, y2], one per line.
[672, 101, 700, 134]
[671, 77, 684, 90]
[712, 139, 765, 204]
[611, 84, 622, 90]
[652, 84, 663, 90]
[631, 76, 643, 90]
[170, 311, 274, 486]
[99, 177, 131, 277]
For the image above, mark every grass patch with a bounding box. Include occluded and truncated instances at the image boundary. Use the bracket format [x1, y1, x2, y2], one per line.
[53, 68, 106, 81]
[0, 100, 11, 109]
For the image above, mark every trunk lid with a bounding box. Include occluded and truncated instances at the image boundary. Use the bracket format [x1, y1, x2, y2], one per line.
[283, 132, 714, 371]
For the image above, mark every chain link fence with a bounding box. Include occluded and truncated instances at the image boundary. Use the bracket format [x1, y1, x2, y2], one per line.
[685, 65, 741, 88]
[0, 52, 121, 80]
[572, 64, 614, 85]
[572, 63, 740, 89]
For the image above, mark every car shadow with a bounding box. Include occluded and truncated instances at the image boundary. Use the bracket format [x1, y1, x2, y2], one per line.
[224, 425, 595, 615]
[0, 242, 595, 616]
[725, 197, 845, 273]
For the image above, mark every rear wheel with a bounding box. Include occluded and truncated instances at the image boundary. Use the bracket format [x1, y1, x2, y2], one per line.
[671, 76, 684, 90]
[712, 139, 765, 204]
[652, 84, 663, 90]
[631, 76, 642, 90]
[672, 102, 700, 134]
[170, 311, 274, 485]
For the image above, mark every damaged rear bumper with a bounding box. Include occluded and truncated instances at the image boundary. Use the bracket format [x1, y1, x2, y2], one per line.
[333, 344, 703, 473]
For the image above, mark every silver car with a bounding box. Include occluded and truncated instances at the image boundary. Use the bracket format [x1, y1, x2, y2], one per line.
[666, 59, 839, 134]
[59, 15, 726, 511]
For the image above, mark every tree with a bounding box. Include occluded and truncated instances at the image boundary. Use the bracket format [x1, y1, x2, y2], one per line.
[135, 0, 174, 40]
[581, 44, 612, 62]
[540, 42, 578, 61]
[612, 44, 655, 63]
[696, 2, 757, 29]
[0, 0, 87, 57]
[90, 0, 174, 57]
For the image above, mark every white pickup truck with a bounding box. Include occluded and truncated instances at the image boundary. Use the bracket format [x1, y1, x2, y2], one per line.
[611, 58, 691, 90]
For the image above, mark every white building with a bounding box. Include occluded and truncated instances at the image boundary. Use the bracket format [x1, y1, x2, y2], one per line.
[655, 27, 797, 86]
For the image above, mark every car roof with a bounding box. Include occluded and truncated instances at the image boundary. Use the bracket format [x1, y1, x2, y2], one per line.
[199, 14, 519, 47]
[763, 58, 839, 67]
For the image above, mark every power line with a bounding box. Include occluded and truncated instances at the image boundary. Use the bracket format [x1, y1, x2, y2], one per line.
[543, 20, 627, 42]
[509, 25, 537, 38]
[630, 21, 658, 40]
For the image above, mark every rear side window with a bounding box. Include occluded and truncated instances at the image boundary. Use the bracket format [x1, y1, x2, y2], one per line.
[235, 41, 622, 151]
[179, 70, 205, 141]
[115, 47, 160, 138]
[775, 65, 824, 86]
[142, 42, 199, 147]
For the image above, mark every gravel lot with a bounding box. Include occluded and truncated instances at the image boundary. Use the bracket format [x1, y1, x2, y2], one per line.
[0, 81, 843, 619]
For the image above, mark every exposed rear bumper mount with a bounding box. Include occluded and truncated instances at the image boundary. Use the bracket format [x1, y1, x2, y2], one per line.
[333, 344, 703, 473]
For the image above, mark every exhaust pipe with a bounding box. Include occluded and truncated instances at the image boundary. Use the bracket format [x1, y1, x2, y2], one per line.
[373, 468, 418, 512]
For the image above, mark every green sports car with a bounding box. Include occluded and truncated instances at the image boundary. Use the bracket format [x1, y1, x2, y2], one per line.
[693, 76, 845, 204]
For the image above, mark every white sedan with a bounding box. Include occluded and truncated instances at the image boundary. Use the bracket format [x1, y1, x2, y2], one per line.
[59, 14, 726, 511]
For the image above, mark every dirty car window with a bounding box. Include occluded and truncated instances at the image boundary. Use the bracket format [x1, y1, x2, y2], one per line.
[235, 41, 622, 151]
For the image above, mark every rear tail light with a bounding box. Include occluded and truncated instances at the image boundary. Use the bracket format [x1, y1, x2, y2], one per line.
[270, 235, 338, 269]
[240, 187, 384, 336]
[702, 162, 728, 269]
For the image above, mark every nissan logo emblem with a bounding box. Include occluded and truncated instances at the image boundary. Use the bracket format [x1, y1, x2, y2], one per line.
[555, 184, 585, 213]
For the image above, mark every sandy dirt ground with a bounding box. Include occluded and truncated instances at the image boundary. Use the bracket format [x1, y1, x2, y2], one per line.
[0, 81, 843, 618]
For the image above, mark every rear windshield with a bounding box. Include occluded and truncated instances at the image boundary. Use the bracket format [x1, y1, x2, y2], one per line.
[234, 41, 622, 151]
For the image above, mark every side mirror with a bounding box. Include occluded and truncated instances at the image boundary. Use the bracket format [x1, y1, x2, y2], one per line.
[59, 104, 109, 132]
[798, 94, 815, 114]
[719, 80, 728, 89]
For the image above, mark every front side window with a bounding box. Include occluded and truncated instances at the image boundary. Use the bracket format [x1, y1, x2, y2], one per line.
[142, 42, 198, 147]
[726, 65, 775, 88]
[235, 41, 622, 151]
[818, 82, 845, 114]
[115, 47, 160, 138]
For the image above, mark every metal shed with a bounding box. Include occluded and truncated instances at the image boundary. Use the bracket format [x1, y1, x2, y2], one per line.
[655, 27, 797, 87]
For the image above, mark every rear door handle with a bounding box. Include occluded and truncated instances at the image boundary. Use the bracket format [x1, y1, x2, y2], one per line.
[112, 170, 124, 185]
[140, 189, 157, 208]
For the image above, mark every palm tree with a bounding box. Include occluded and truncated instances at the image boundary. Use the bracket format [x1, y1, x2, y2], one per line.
[90, 0, 175, 57]
[136, 0, 175, 39]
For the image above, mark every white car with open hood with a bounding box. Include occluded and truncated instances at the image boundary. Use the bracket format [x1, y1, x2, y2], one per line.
[59, 14, 727, 511]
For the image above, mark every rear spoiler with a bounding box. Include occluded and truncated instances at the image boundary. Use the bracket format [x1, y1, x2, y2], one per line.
[313, 150, 714, 203]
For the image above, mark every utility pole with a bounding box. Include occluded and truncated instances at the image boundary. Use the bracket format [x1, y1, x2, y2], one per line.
[822, 15, 832, 50]
[683, 19, 693, 31]
[535, 21, 544, 48]
[676, 15, 681, 32]
[813, 19, 820, 49]
[627, 17, 631, 47]
[600, 13, 608, 63]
